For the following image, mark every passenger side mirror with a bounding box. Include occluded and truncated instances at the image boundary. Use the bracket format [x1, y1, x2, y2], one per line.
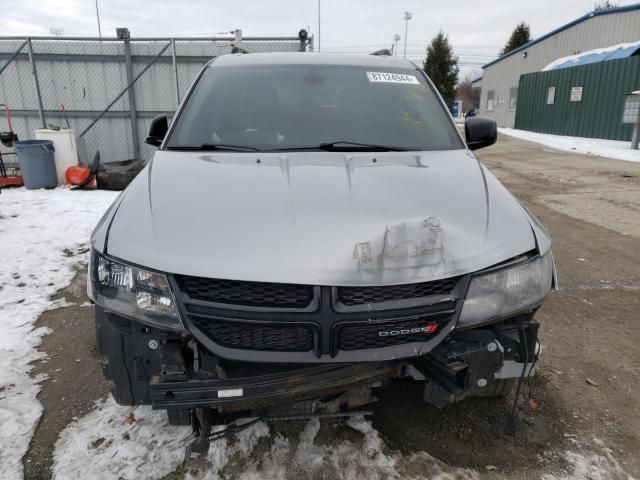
[465, 116, 497, 151]
[145, 114, 169, 147]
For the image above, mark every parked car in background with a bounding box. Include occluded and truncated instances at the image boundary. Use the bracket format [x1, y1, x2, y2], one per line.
[88, 52, 556, 453]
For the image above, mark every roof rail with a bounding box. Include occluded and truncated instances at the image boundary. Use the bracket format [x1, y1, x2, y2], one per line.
[370, 48, 392, 56]
[231, 46, 249, 54]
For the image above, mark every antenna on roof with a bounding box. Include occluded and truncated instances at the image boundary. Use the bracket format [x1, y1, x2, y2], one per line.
[370, 48, 392, 56]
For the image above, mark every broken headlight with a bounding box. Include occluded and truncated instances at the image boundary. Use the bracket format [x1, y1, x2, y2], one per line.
[88, 250, 184, 331]
[458, 251, 554, 328]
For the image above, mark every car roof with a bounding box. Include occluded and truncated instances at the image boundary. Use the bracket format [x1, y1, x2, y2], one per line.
[209, 52, 418, 69]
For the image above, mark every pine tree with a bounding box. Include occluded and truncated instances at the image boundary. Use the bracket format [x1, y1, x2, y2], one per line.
[500, 22, 532, 56]
[422, 31, 459, 106]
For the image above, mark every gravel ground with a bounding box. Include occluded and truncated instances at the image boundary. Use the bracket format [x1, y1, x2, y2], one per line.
[22, 133, 640, 479]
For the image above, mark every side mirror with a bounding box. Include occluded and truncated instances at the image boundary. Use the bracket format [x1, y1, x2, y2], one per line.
[465, 116, 497, 151]
[145, 114, 169, 147]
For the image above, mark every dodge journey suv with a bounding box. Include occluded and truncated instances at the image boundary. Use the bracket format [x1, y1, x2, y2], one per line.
[88, 52, 556, 452]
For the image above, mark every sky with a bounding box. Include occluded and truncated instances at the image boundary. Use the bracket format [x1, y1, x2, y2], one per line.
[2, 0, 638, 79]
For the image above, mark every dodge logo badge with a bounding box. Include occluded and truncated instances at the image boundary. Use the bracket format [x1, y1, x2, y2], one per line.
[378, 324, 438, 337]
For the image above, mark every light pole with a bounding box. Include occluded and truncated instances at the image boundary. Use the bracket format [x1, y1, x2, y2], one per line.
[317, 0, 321, 52]
[393, 34, 401, 56]
[95, 0, 102, 38]
[403, 11, 412, 58]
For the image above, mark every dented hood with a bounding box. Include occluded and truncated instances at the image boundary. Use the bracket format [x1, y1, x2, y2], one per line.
[98, 150, 537, 286]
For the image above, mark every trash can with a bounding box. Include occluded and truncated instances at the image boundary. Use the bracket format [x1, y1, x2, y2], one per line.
[15, 140, 57, 189]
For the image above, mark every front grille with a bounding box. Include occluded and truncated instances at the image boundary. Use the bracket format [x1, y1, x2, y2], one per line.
[337, 316, 447, 351]
[174, 274, 462, 357]
[191, 317, 314, 352]
[337, 278, 457, 307]
[176, 276, 314, 309]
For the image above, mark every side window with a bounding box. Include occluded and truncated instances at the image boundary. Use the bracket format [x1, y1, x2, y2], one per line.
[509, 87, 518, 110]
[486, 90, 495, 112]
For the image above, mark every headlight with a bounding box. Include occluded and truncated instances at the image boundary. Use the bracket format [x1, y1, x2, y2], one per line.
[458, 251, 554, 328]
[88, 251, 184, 331]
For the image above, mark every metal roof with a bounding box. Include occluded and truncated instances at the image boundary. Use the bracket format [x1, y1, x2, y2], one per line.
[483, 3, 640, 69]
[544, 41, 640, 70]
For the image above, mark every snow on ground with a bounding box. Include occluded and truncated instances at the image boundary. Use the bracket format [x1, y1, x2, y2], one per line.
[53, 397, 192, 480]
[0, 187, 118, 480]
[499, 128, 640, 163]
[53, 405, 478, 480]
[542, 449, 637, 480]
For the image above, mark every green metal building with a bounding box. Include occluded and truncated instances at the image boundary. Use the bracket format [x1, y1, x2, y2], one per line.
[514, 55, 640, 141]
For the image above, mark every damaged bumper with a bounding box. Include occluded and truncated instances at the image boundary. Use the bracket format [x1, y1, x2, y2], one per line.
[150, 363, 402, 411]
[96, 305, 538, 412]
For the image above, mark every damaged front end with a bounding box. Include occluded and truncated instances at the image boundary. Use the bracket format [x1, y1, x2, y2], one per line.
[90, 245, 553, 415]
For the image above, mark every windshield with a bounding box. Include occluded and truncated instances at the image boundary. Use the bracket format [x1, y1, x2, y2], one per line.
[167, 62, 463, 151]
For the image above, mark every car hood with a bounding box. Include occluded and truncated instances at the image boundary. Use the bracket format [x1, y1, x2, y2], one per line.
[97, 150, 540, 286]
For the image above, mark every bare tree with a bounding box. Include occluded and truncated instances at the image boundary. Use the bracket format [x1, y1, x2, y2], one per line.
[456, 72, 481, 113]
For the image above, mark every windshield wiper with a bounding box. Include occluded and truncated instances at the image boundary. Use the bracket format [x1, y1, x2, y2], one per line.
[267, 141, 412, 152]
[166, 143, 262, 152]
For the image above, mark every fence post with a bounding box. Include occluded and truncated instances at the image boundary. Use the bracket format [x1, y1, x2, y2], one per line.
[171, 38, 180, 107]
[26, 38, 46, 129]
[120, 29, 141, 159]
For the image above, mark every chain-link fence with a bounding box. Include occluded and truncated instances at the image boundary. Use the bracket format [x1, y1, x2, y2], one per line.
[0, 31, 309, 166]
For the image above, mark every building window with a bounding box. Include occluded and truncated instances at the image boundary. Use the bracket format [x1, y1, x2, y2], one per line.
[509, 87, 518, 110]
[487, 90, 495, 112]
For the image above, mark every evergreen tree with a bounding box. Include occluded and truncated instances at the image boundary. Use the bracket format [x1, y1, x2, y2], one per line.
[500, 22, 532, 56]
[423, 31, 459, 106]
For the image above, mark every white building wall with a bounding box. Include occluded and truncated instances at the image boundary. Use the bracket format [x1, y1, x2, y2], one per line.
[479, 9, 640, 127]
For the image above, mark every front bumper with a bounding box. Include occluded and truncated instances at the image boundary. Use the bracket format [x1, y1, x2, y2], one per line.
[150, 363, 403, 411]
[96, 306, 538, 411]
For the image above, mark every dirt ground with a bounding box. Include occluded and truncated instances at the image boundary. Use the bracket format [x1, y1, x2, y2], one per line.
[23, 133, 640, 479]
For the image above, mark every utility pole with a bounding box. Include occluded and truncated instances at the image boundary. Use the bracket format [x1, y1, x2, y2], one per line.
[403, 11, 412, 58]
[95, 0, 102, 38]
[318, 0, 321, 52]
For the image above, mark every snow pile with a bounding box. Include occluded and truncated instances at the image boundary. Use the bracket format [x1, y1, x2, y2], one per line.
[542, 449, 637, 480]
[186, 415, 477, 480]
[53, 407, 478, 480]
[542, 40, 640, 71]
[499, 128, 640, 163]
[0, 188, 118, 480]
[53, 397, 192, 480]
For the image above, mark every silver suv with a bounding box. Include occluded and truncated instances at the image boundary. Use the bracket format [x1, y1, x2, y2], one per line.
[88, 52, 555, 453]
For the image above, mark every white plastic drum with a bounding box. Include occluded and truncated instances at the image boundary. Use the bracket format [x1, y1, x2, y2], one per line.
[34, 129, 79, 185]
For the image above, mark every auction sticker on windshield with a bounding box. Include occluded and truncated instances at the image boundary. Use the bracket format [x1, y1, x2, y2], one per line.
[366, 71, 419, 85]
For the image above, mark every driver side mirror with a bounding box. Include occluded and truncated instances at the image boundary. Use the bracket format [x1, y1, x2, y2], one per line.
[145, 114, 169, 147]
[465, 116, 497, 151]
